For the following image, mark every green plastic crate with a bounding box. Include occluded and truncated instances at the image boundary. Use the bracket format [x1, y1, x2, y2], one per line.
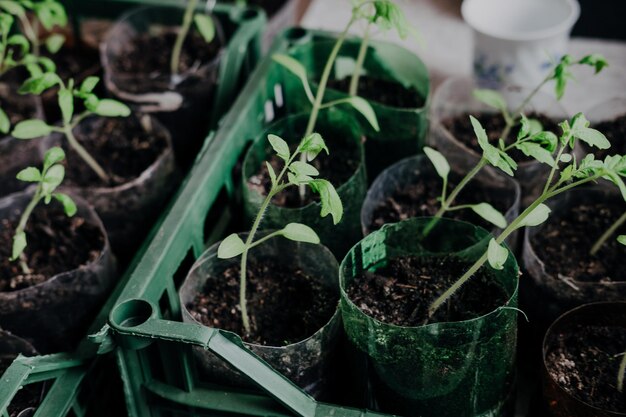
[98, 28, 429, 417]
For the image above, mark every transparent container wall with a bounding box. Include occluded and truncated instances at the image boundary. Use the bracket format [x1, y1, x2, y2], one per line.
[542, 302, 626, 417]
[282, 37, 430, 180]
[179, 234, 341, 400]
[361, 154, 521, 251]
[0, 192, 117, 353]
[101, 5, 226, 167]
[429, 77, 568, 206]
[242, 108, 367, 258]
[340, 217, 519, 417]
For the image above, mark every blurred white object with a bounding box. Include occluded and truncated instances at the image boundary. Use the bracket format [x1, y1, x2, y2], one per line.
[462, 0, 580, 89]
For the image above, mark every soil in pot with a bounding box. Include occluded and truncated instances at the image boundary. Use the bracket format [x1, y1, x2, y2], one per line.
[545, 324, 626, 413]
[592, 114, 626, 160]
[530, 202, 625, 283]
[327, 76, 426, 109]
[187, 257, 338, 345]
[347, 255, 508, 325]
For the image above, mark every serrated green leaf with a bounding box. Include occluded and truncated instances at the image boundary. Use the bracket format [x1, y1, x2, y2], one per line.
[423, 146, 449, 180]
[10, 231, 26, 261]
[487, 238, 508, 270]
[518, 114, 530, 140]
[519, 204, 551, 228]
[515, 142, 555, 166]
[574, 127, 610, 149]
[12, 119, 53, 139]
[470, 115, 500, 165]
[217, 233, 246, 259]
[280, 223, 320, 244]
[16, 167, 41, 182]
[473, 89, 507, 112]
[58, 88, 73, 125]
[290, 161, 319, 177]
[470, 203, 507, 228]
[310, 179, 343, 224]
[529, 131, 558, 152]
[45, 33, 65, 54]
[53, 193, 76, 217]
[194, 13, 215, 43]
[267, 134, 290, 161]
[343, 96, 380, 132]
[43, 146, 65, 171]
[299, 132, 328, 161]
[0, 107, 10, 134]
[93, 99, 131, 117]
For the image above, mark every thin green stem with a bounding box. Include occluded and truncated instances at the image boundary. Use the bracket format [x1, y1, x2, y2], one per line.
[542, 144, 567, 195]
[590, 210, 626, 256]
[63, 125, 109, 183]
[18, 14, 40, 56]
[170, 0, 199, 79]
[13, 187, 42, 273]
[349, 21, 371, 96]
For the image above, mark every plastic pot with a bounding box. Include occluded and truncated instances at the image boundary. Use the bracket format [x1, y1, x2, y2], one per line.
[542, 302, 626, 417]
[361, 154, 521, 251]
[0, 191, 116, 353]
[282, 37, 430, 180]
[179, 233, 341, 399]
[339, 217, 519, 417]
[40, 114, 181, 262]
[242, 109, 367, 258]
[101, 5, 226, 168]
[429, 77, 568, 206]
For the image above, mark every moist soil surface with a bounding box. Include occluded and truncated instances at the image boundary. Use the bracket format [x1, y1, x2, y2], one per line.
[546, 324, 626, 413]
[442, 112, 560, 163]
[248, 138, 360, 207]
[0, 203, 104, 292]
[593, 114, 626, 159]
[112, 31, 221, 93]
[369, 173, 511, 232]
[0, 93, 38, 128]
[187, 258, 338, 346]
[327, 76, 425, 109]
[46, 46, 101, 83]
[347, 255, 509, 325]
[63, 115, 168, 188]
[531, 202, 625, 283]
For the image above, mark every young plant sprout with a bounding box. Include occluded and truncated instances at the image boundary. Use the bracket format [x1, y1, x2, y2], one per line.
[217, 133, 343, 334]
[0, 0, 68, 56]
[427, 112, 626, 319]
[589, 210, 626, 255]
[11, 74, 131, 183]
[170, 0, 216, 82]
[421, 54, 609, 237]
[10, 146, 76, 273]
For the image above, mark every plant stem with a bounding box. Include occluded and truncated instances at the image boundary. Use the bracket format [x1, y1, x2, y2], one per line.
[18, 14, 40, 56]
[63, 126, 110, 183]
[170, 0, 199, 80]
[542, 144, 567, 195]
[348, 21, 371, 97]
[618, 353, 626, 393]
[13, 187, 42, 273]
[590, 210, 626, 256]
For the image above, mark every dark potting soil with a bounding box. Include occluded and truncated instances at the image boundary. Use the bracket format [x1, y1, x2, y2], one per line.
[442, 112, 560, 163]
[327, 76, 426, 109]
[347, 255, 508, 326]
[112, 31, 221, 93]
[224, 0, 288, 16]
[531, 202, 625, 283]
[187, 258, 338, 346]
[0, 203, 104, 292]
[369, 174, 510, 232]
[248, 139, 360, 207]
[46, 46, 101, 82]
[546, 324, 626, 413]
[0, 92, 37, 127]
[593, 114, 626, 159]
[63, 115, 168, 188]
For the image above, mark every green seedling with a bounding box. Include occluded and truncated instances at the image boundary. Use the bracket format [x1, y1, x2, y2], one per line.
[427, 112, 626, 319]
[10, 146, 76, 273]
[422, 54, 609, 237]
[0, 0, 68, 56]
[589, 210, 626, 255]
[217, 132, 343, 334]
[170, 0, 216, 82]
[12, 74, 131, 183]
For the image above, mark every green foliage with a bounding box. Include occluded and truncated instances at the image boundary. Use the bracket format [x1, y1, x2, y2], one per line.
[487, 238, 508, 270]
[618, 235, 626, 246]
[170, 0, 215, 77]
[351, 0, 413, 39]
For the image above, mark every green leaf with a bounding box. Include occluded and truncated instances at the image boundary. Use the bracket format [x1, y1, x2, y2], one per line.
[217, 233, 246, 259]
[560, 153, 572, 163]
[473, 89, 507, 113]
[0, 107, 10, 134]
[299, 132, 328, 161]
[573, 127, 610, 149]
[10, 231, 26, 261]
[470, 115, 500, 165]
[487, 238, 508, 270]
[517, 114, 531, 140]
[529, 131, 558, 152]
[58, 88, 73, 125]
[93, 99, 131, 117]
[470, 203, 507, 229]
[518, 203, 551, 228]
[45, 33, 65, 54]
[579, 54, 608, 74]
[53, 193, 76, 217]
[43, 146, 65, 171]
[342, 96, 380, 132]
[290, 161, 319, 177]
[515, 142, 555, 166]
[16, 167, 41, 182]
[42, 164, 65, 194]
[18, 72, 62, 95]
[267, 134, 290, 161]
[280, 223, 320, 244]
[8, 34, 29, 54]
[38, 56, 56, 73]
[423, 146, 449, 180]
[265, 161, 277, 187]
[12, 120, 53, 139]
[193, 13, 215, 43]
[618, 235, 626, 246]
[0, 1, 25, 17]
[606, 172, 626, 201]
[272, 54, 313, 103]
[310, 179, 343, 224]
[80, 76, 99, 94]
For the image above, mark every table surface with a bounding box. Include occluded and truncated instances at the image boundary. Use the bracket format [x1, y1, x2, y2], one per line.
[301, 0, 626, 115]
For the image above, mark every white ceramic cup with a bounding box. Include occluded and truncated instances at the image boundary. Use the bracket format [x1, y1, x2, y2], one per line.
[462, 0, 580, 89]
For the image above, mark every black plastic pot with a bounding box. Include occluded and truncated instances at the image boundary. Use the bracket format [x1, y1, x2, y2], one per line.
[101, 5, 226, 168]
[0, 191, 116, 353]
[179, 234, 341, 400]
[40, 114, 181, 262]
[542, 302, 626, 417]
